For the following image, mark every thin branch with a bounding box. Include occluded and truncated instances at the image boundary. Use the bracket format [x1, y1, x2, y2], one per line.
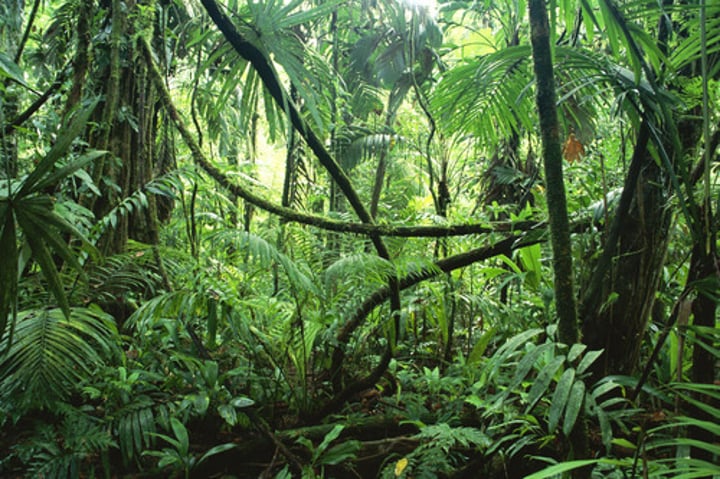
[14, 0, 42, 63]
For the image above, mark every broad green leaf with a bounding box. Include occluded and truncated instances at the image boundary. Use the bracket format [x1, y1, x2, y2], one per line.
[231, 396, 256, 408]
[517, 243, 542, 289]
[650, 416, 720, 437]
[591, 378, 621, 400]
[649, 437, 720, 457]
[549, 368, 575, 432]
[133, 411, 144, 457]
[610, 438, 636, 451]
[169, 418, 189, 454]
[567, 343, 586, 363]
[218, 403, 237, 426]
[320, 440, 362, 466]
[0, 52, 26, 86]
[315, 424, 345, 461]
[562, 380, 586, 437]
[497, 253, 523, 275]
[157, 454, 181, 468]
[485, 329, 544, 385]
[526, 355, 565, 413]
[192, 393, 210, 415]
[467, 326, 496, 365]
[576, 349, 603, 375]
[198, 443, 237, 465]
[496, 343, 554, 406]
[597, 408, 612, 450]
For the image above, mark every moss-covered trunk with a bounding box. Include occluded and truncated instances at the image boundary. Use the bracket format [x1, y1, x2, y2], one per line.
[86, 0, 164, 254]
[528, 0, 579, 346]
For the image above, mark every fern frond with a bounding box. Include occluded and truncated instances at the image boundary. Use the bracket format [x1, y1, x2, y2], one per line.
[24, 402, 116, 479]
[324, 253, 396, 293]
[204, 229, 320, 297]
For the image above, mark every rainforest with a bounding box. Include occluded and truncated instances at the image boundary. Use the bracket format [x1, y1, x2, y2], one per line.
[0, 0, 718, 478]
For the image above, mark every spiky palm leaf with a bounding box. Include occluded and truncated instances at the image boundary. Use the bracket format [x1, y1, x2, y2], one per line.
[431, 45, 535, 146]
[0, 99, 101, 343]
[83, 241, 166, 306]
[431, 40, 679, 150]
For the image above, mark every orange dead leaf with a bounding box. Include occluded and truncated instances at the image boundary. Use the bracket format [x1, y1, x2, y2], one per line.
[562, 133, 585, 163]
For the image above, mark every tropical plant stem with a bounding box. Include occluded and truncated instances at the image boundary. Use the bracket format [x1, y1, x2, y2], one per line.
[529, 0, 588, 475]
[528, 0, 578, 346]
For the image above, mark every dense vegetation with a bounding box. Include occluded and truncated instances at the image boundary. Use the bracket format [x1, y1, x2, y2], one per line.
[0, 0, 718, 478]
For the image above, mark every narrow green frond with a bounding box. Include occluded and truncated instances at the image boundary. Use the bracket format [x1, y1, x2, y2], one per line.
[18, 98, 99, 197]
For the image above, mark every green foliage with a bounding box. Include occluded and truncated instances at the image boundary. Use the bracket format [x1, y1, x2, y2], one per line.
[7, 403, 115, 479]
[144, 417, 236, 479]
[380, 423, 490, 479]
[2, 0, 718, 477]
[0, 306, 120, 414]
[0, 99, 101, 343]
[465, 330, 631, 460]
[528, 403, 720, 479]
[295, 424, 362, 477]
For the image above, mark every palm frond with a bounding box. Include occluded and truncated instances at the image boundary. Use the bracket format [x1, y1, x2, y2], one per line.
[243, 0, 345, 135]
[0, 306, 120, 412]
[114, 394, 165, 465]
[431, 45, 535, 147]
[335, 131, 400, 172]
[125, 290, 202, 336]
[84, 241, 165, 306]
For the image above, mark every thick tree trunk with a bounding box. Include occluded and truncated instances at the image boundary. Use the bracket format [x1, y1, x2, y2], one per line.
[581, 107, 702, 377]
[581, 143, 672, 375]
[85, 0, 163, 254]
